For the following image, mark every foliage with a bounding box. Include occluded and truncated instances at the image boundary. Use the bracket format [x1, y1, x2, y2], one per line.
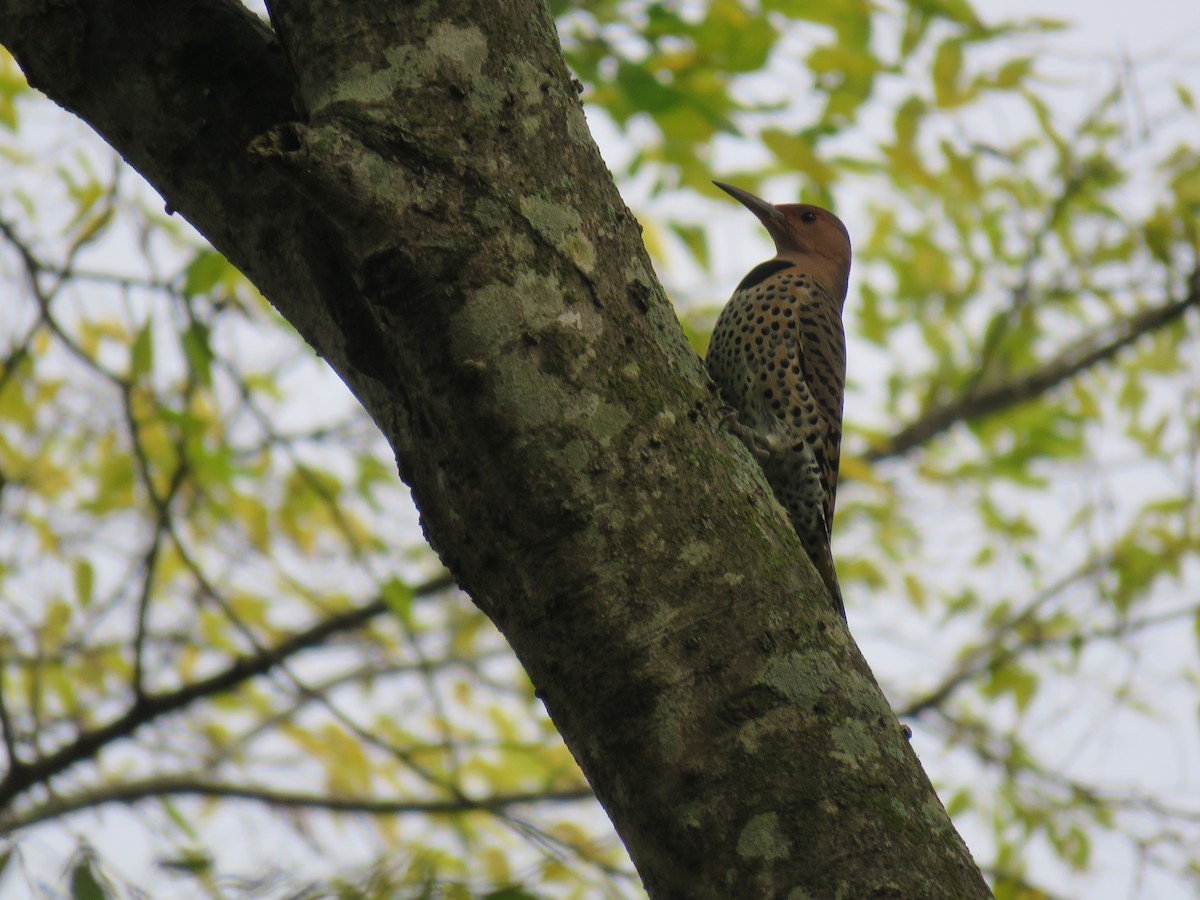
[2, 1, 1200, 898]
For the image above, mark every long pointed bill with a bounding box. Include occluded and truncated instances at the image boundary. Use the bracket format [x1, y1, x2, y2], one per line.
[713, 181, 792, 252]
[713, 181, 787, 232]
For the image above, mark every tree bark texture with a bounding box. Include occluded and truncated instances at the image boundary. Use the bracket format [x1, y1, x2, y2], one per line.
[0, 1, 992, 896]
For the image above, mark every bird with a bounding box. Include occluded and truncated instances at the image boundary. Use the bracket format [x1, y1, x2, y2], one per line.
[705, 181, 852, 620]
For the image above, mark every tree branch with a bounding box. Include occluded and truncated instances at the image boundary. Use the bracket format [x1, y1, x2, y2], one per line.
[871, 279, 1200, 461]
[897, 555, 1111, 719]
[3, 775, 595, 833]
[0, 574, 453, 815]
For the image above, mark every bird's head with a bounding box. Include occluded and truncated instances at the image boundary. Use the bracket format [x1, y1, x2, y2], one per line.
[714, 181, 852, 304]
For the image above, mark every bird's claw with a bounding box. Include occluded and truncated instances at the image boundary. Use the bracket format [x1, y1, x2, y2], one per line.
[718, 406, 770, 461]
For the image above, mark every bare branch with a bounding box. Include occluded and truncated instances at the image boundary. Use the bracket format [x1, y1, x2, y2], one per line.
[0, 574, 454, 815]
[2, 774, 594, 833]
[871, 280, 1200, 461]
[0, 657, 21, 773]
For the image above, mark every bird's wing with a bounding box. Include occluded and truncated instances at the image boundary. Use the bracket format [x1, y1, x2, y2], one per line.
[785, 275, 846, 533]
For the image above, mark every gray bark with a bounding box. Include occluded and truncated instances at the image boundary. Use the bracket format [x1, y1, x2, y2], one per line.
[0, 0, 992, 896]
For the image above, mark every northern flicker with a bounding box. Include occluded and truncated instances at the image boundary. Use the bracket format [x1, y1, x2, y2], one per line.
[706, 181, 851, 620]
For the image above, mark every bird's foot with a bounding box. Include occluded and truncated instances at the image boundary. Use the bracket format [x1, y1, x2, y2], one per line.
[718, 407, 770, 461]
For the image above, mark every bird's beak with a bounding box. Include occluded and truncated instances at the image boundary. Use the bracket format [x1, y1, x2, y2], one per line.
[713, 181, 786, 230]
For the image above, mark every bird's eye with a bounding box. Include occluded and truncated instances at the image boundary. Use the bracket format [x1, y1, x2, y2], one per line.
[801, 211, 818, 224]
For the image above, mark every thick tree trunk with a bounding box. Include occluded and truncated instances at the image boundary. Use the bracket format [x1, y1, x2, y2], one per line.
[0, 0, 992, 895]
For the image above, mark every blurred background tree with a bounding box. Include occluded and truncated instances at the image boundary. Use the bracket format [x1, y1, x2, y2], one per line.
[1, 0, 1199, 897]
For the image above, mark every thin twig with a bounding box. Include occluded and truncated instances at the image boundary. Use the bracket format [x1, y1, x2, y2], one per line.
[870, 279, 1200, 461]
[0, 573, 453, 811]
[2, 775, 593, 834]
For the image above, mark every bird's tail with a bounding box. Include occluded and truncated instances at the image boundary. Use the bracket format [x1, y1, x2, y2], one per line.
[808, 540, 846, 621]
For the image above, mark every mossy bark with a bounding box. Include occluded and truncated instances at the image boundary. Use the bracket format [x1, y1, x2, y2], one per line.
[0, 1, 992, 896]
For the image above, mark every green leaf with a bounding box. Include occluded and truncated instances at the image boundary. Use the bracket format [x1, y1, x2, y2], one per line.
[157, 851, 213, 876]
[991, 57, 1033, 90]
[932, 39, 964, 107]
[183, 250, 228, 298]
[181, 322, 213, 389]
[1053, 824, 1092, 871]
[382, 577, 416, 628]
[615, 61, 682, 116]
[668, 222, 709, 268]
[1023, 89, 1068, 158]
[854, 282, 889, 346]
[893, 96, 926, 149]
[1111, 538, 1160, 612]
[1176, 82, 1196, 112]
[72, 559, 94, 607]
[693, 0, 777, 74]
[944, 788, 973, 817]
[231, 493, 270, 551]
[1171, 164, 1200, 207]
[1143, 210, 1177, 264]
[0, 52, 31, 132]
[160, 799, 200, 842]
[911, 0, 983, 29]
[1026, 16, 1071, 32]
[130, 319, 153, 380]
[355, 454, 397, 499]
[762, 129, 837, 184]
[0, 362, 34, 429]
[806, 44, 883, 81]
[982, 662, 1039, 713]
[70, 858, 108, 900]
[899, 9, 931, 59]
